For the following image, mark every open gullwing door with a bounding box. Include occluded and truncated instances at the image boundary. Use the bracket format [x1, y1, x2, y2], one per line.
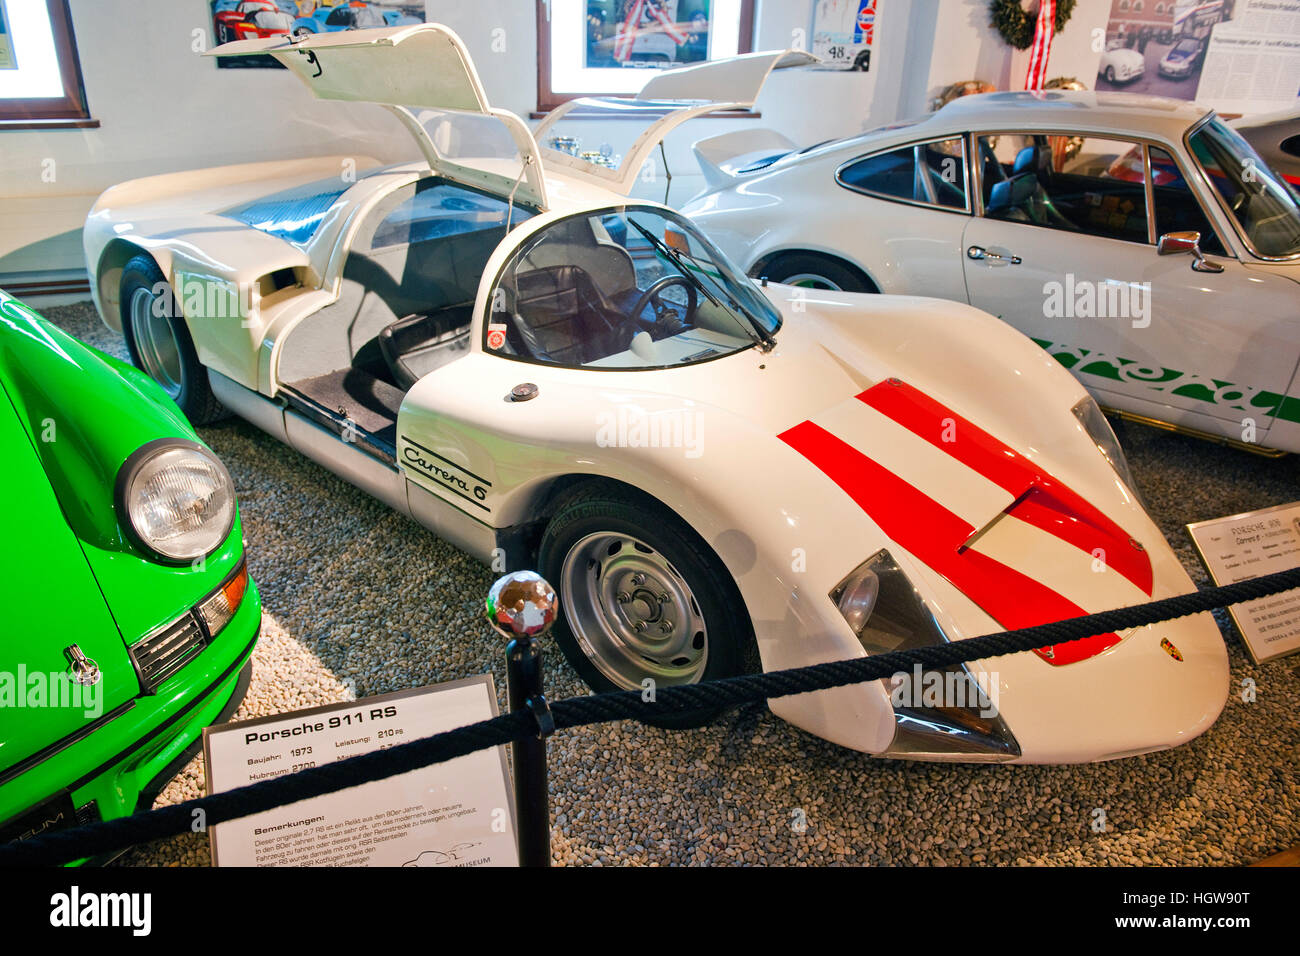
[207, 24, 548, 209]
[534, 49, 819, 197]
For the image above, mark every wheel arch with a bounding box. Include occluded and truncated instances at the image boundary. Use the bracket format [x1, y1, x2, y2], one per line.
[95, 239, 174, 334]
[494, 473, 684, 570]
[748, 248, 881, 292]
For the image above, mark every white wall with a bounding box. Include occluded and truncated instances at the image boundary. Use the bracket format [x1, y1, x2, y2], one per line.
[0, 0, 1114, 284]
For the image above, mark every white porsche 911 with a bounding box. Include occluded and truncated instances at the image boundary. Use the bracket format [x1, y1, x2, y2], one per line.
[84, 26, 1227, 763]
[683, 91, 1300, 456]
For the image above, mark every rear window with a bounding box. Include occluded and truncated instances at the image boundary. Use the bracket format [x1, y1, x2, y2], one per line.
[371, 180, 532, 250]
[222, 175, 351, 246]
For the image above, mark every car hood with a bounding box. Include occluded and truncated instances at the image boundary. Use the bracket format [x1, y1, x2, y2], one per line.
[0, 292, 246, 653]
[0, 383, 138, 777]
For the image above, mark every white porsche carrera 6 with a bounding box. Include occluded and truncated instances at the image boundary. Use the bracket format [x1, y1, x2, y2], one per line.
[84, 26, 1227, 764]
[682, 91, 1300, 456]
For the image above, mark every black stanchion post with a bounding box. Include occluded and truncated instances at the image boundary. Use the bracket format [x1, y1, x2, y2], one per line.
[486, 571, 558, 868]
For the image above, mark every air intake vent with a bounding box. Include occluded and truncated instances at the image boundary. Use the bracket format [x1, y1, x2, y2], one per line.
[130, 612, 207, 693]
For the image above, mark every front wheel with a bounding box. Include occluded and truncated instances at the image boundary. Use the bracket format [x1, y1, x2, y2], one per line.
[538, 485, 756, 728]
[120, 254, 226, 424]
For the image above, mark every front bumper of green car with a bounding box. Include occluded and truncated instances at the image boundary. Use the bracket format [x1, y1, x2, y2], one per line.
[0, 571, 261, 863]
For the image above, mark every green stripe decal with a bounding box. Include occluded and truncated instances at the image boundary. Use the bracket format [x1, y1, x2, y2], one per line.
[1031, 338, 1300, 425]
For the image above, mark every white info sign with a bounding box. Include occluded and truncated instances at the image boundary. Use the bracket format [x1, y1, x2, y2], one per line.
[203, 675, 518, 866]
[1188, 501, 1300, 665]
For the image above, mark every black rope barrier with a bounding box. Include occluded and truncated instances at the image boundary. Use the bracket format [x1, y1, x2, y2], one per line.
[4, 564, 1298, 867]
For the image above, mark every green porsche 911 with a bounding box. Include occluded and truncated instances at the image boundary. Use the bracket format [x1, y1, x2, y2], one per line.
[0, 290, 259, 861]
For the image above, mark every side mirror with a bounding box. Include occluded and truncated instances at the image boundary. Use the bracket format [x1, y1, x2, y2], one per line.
[1158, 230, 1225, 273]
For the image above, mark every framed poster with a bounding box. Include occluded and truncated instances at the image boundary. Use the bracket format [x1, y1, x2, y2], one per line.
[1096, 0, 1300, 115]
[204, 675, 519, 867]
[1187, 501, 1300, 664]
[210, 1, 427, 68]
[810, 0, 877, 72]
[537, 0, 756, 110]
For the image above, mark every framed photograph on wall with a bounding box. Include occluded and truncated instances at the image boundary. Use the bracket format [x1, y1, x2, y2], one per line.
[537, 0, 756, 112]
[809, 0, 877, 72]
[211, 1, 426, 69]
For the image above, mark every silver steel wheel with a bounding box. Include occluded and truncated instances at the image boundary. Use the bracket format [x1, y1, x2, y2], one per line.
[560, 531, 709, 689]
[129, 286, 184, 399]
[783, 272, 842, 290]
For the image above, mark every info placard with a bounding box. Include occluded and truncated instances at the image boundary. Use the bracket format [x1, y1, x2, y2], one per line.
[1187, 501, 1300, 664]
[203, 675, 518, 867]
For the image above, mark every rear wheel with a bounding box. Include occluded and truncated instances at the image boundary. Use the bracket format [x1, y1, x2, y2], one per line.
[120, 254, 226, 425]
[758, 252, 874, 293]
[538, 485, 756, 728]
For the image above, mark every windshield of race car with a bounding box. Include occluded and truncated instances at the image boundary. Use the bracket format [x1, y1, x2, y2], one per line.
[486, 207, 781, 369]
[1189, 117, 1300, 258]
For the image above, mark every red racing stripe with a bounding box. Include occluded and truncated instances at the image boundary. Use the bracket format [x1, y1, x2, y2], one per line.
[859, 379, 1152, 595]
[780, 419, 1121, 665]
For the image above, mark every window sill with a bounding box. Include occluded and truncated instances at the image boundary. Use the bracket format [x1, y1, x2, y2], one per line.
[0, 117, 100, 130]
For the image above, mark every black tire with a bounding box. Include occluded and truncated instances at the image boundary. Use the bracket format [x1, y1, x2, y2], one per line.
[119, 254, 226, 425]
[1105, 66, 1116, 83]
[538, 484, 757, 729]
[758, 252, 874, 293]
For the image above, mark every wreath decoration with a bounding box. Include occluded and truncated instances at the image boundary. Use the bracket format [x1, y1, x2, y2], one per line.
[989, 0, 1076, 50]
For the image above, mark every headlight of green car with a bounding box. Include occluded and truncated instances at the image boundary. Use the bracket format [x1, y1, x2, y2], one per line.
[0, 290, 260, 862]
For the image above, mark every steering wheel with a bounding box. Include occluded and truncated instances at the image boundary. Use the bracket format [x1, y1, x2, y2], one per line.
[627, 275, 698, 338]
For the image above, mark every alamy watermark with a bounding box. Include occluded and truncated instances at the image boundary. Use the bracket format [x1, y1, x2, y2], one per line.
[0, 667, 102, 718]
[596, 405, 703, 458]
[1043, 274, 1151, 329]
[887, 664, 1000, 718]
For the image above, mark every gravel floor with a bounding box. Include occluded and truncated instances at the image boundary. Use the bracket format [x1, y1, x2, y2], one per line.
[39, 300, 1300, 867]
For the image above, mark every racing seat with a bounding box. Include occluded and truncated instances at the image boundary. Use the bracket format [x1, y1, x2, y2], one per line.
[986, 145, 1077, 230]
[378, 303, 473, 390]
[506, 264, 628, 365]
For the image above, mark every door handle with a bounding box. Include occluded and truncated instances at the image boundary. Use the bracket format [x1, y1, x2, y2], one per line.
[967, 245, 1021, 264]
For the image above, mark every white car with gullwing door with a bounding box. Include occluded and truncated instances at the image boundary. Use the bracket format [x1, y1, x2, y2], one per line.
[684, 91, 1300, 456]
[84, 27, 1228, 763]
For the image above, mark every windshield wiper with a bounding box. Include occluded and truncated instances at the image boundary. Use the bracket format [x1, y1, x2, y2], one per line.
[626, 218, 775, 351]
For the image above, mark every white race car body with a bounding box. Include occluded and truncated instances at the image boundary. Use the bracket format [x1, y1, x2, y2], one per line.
[683, 91, 1300, 455]
[85, 28, 1228, 763]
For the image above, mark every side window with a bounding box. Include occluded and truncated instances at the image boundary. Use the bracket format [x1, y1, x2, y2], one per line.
[979, 134, 1149, 244]
[1148, 146, 1226, 256]
[838, 138, 969, 211]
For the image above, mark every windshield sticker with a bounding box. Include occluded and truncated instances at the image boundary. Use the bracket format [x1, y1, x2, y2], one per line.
[486, 323, 508, 351]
